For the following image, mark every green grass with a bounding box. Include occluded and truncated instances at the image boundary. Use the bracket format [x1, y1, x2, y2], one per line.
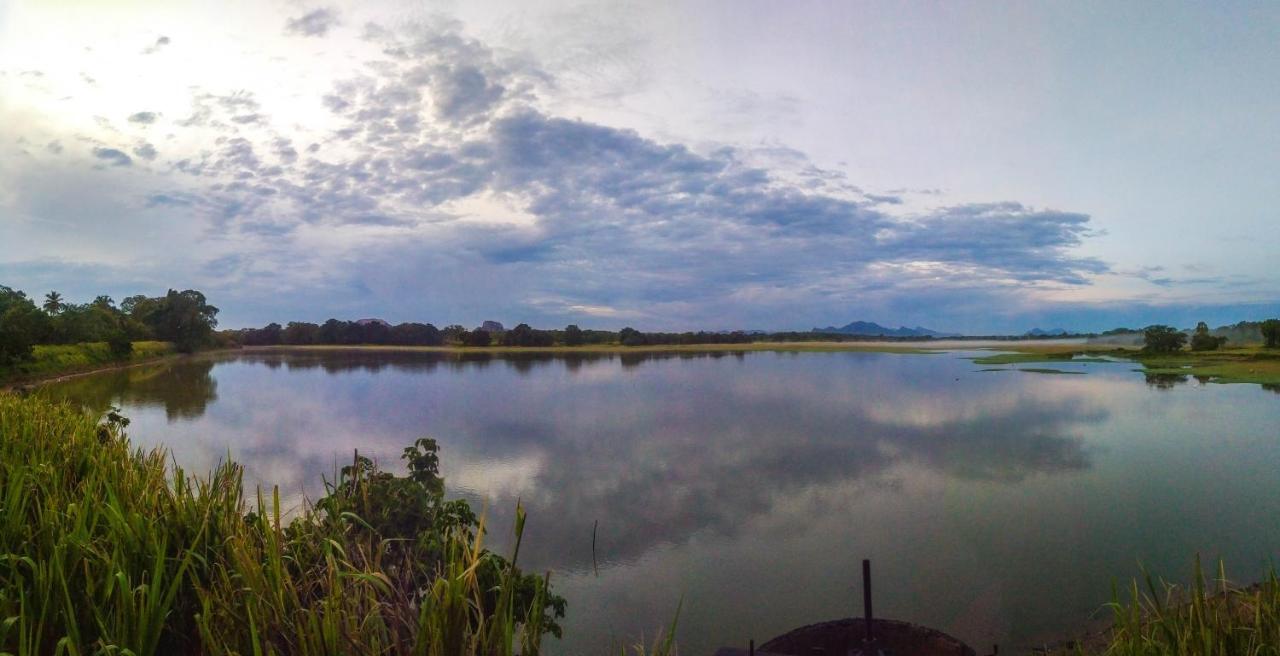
[0, 393, 678, 655]
[969, 345, 1280, 387]
[1132, 348, 1280, 386]
[1, 341, 174, 385]
[1056, 558, 1280, 655]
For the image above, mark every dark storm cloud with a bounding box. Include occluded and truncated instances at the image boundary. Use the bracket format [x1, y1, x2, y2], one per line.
[285, 9, 339, 37]
[91, 147, 132, 166]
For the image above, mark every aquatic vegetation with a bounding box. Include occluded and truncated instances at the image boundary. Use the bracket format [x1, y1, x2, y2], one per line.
[0, 393, 573, 655]
[1059, 558, 1280, 655]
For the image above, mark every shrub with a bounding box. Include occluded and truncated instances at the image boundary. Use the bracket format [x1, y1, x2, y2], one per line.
[1189, 322, 1227, 352]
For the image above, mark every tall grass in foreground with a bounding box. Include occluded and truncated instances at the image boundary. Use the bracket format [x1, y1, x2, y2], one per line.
[1073, 557, 1280, 655]
[0, 393, 674, 655]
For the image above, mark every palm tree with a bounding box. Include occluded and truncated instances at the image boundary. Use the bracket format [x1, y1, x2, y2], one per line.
[43, 291, 64, 315]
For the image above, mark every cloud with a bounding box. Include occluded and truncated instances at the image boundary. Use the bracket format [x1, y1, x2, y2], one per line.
[91, 147, 132, 167]
[284, 8, 338, 37]
[132, 142, 158, 161]
[4, 19, 1122, 331]
[142, 36, 170, 55]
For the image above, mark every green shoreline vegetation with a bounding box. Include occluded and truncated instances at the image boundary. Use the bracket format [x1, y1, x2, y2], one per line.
[0, 393, 693, 655]
[969, 342, 1280, 387]
[1, 285, 221, 386]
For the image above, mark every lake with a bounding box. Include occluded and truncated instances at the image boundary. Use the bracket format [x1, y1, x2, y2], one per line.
[38, 348, 1280, 655]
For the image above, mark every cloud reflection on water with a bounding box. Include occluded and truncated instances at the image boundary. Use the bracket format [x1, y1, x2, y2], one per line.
[42, 349, 1103, 571]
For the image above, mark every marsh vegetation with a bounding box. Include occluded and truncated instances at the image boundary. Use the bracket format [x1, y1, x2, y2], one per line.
[0, 393, 582, 655]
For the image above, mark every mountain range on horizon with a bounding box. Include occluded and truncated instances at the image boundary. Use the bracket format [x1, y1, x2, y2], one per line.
[812, 321, 961, 338]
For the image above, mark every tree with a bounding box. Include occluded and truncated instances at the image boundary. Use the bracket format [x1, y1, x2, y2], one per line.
[1263, 319, 1280, 348]
[42, 291, 64, 315]
[138, 289, 220, 353]
[441, 325, 467, 345]
[389, 322, 441, 346]
[1190, 321, 1227, 352]
[318, 319, 346, 344]
[1142, 324, 1187, 353]
[259, 323, 283, 345]
[283, 321, 320, 345]
[500, 323, 553, 347]
[0, 287, 49, 367]
[618, 326, 645, 346]
[563, 324, 584, 346]
[464, 329, 491, 347]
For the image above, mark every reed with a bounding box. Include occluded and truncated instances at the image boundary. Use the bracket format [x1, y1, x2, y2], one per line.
[0, 393, 601, 655]
[1065, 557, 1280, 655]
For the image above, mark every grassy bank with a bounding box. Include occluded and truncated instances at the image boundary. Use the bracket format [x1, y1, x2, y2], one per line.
[0, 393, 642, 655]
[0, 340, 174, 386]
[970, 344, 1280, 387]
[1132, 347, 1280, 386]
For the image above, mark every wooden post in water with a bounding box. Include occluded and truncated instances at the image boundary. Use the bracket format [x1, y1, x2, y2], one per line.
[862, 559, 874, 644]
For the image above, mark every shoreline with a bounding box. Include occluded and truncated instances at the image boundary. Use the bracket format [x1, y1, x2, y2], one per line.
[8, 339, 1278, 389]
[0, 347, 196, 391]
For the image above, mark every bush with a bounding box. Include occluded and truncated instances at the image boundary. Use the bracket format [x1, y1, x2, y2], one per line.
[1189, 322, 1227, 352]
[107, 331, 133, 358]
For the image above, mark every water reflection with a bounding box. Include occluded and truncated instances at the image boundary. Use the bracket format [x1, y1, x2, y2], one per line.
[229, 348, 753, 376]
[40, 350, 1100, 571]
[40, 359, 218, 420]
[37, 349, 1280, 655]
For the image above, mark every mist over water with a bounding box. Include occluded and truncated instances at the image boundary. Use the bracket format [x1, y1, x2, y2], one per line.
[41, 349, 1280, 654]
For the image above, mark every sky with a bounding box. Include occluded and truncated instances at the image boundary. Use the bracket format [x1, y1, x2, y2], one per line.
[1, 0, 1277, 333]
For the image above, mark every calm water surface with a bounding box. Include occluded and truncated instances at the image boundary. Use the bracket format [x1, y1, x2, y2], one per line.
[40, 349, 1280, 654]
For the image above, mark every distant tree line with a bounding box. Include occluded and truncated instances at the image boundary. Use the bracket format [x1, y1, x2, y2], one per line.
[226, 319, 942, 349]
[1140, 319, 1280, 353]
[232, 317, 1280, 351]
[0, 285, 219, 367]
